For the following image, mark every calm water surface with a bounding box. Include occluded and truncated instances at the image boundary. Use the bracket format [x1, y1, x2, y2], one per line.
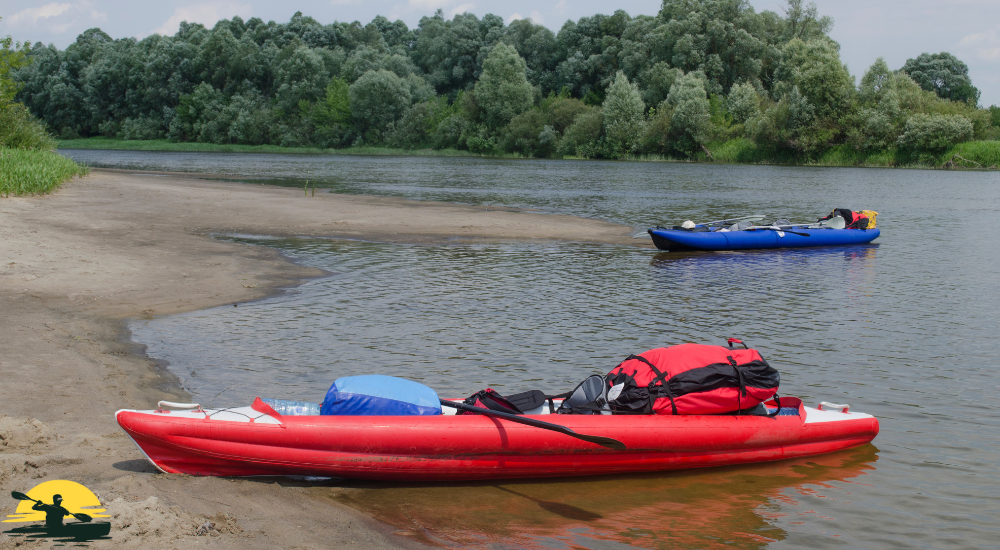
[82, 150, 1000, 549]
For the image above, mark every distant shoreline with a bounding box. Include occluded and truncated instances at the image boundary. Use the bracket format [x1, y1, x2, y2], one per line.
[58, 137, 1000, 170]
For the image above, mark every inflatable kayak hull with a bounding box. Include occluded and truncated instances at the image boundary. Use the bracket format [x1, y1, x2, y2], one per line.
[648, 227, 880, 251]
[116, 397, 878, 481]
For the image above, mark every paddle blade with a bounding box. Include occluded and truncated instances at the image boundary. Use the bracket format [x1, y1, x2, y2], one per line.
[11, 491, 33, 501]
[72, 513, 93, 523]
[577, 434, 627, 451]
[822, 216, 846, 229]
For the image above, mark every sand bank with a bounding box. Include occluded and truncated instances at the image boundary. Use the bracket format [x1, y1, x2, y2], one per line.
[0, 170, 644, 548]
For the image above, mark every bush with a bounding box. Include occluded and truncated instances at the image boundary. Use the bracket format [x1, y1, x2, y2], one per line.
[432, 114, 468, 150]
[386, 101, 437, 149]
[0, 103, 55, 150]
[500, 110, 546, 156]
[119, 116, 165, 140]
[897, 113, 973, 152]
[558, 107, 603, 157]
[545, 97, 589, 133]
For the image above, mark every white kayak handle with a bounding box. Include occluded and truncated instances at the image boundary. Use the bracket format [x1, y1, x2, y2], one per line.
[818, 401, 849, 413]
[157, 401, 204, 413]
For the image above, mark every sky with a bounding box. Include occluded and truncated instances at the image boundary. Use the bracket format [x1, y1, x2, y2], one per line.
[2, 0, 999, 106]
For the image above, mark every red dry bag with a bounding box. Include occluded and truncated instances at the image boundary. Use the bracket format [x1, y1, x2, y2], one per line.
[605, 339, 779, 415]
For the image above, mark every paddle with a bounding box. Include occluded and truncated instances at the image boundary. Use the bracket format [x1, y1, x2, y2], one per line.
[440, 400, 627, 451]
[771, 216, 847, 230]
[698, 215, 765, 227]
[11, 492, 92, 522]
[634, 215, 765, 237]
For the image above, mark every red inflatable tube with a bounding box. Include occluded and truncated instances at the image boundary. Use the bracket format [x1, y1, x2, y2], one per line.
[115, 397, 878, 481]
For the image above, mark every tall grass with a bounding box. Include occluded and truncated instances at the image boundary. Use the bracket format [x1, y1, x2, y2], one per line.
[940, 141, 1000, 168]
[815, 145, 897, 167]
[0, 148, 88, 196]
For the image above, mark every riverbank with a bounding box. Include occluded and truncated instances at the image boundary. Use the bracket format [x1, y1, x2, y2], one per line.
[58, 137, 1000, 168]
[0, 170, 640, 548]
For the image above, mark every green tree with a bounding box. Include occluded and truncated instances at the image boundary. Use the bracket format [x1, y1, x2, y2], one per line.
[780, 0, 832, 42]
[473, 43, 534, 130]
[666, 72, 712, 153]
[602, 71, 645, 154]
[726, 81, 761, 124]
[1, 24, 30, 107]
[274, 45, 331, 112]
[774, 37, 853, 118]
[319, 77, 351, 124]
[1, 21, 54, 150]
[901, 52, 980, 105]
[638, 62, 682, 109]
[348, 69, 411, 142]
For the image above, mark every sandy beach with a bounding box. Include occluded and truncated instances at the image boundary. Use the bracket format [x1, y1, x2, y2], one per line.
[0, 169, 644, 549]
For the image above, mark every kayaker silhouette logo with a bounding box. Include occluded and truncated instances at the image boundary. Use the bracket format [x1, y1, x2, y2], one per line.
[3, 480, 112, 544]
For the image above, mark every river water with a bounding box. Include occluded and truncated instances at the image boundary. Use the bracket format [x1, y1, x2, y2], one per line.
[67, 150, 1000, 549]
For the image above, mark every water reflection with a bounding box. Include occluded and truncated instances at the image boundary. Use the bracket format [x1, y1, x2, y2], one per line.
[333, 446, 878, 550]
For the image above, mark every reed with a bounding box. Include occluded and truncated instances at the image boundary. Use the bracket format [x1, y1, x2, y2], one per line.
[0, 148, 88, 196]
[940, 141, 1000, 168]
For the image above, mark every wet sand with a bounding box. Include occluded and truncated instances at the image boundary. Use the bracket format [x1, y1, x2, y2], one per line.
[0, 170, 645, 549]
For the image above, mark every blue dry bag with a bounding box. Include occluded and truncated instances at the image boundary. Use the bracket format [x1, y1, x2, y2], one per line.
[320, 375, 442, 416]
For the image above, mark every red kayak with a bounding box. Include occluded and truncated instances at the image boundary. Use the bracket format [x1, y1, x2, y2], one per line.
[116, 397, 878, 481]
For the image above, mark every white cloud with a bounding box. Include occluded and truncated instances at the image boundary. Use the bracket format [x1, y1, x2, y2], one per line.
[957, 26, 1000, 62]
[147, 2, 253, 38]
[4, 2, 106, 35]
[450, 3, 474, 17]
[553, 0, 568, 17]
[529, 10, 544, 24]
[507, 12, 523, 23]
[8, 3, 72, 25]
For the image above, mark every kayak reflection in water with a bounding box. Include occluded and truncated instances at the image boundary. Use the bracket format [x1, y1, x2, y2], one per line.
[32, 495, 71, 529]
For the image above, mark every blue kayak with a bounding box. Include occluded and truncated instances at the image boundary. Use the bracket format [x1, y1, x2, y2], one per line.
[648, 226, 880, 251]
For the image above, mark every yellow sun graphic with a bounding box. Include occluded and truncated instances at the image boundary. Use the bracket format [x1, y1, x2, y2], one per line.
[4, 480, 109, 523]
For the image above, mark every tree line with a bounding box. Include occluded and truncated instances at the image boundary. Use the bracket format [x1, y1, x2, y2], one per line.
[11, 0, 1000, 161]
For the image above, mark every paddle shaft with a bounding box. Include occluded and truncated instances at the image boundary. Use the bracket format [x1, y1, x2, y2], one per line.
[440, 400, 626, 451]
[10, 492, 92, 522]
[698, 215, 765, 227]
[746, 226, 811, 237]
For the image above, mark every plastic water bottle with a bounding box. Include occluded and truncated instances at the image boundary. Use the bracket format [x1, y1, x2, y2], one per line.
[261, 399, 320, 416]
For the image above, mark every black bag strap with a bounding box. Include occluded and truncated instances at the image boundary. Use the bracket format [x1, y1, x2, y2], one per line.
[767, 394, 781, 418]
[623, 354, 677, 415]
[543, 390, 573, 413]
[727, 355, 747, 414]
